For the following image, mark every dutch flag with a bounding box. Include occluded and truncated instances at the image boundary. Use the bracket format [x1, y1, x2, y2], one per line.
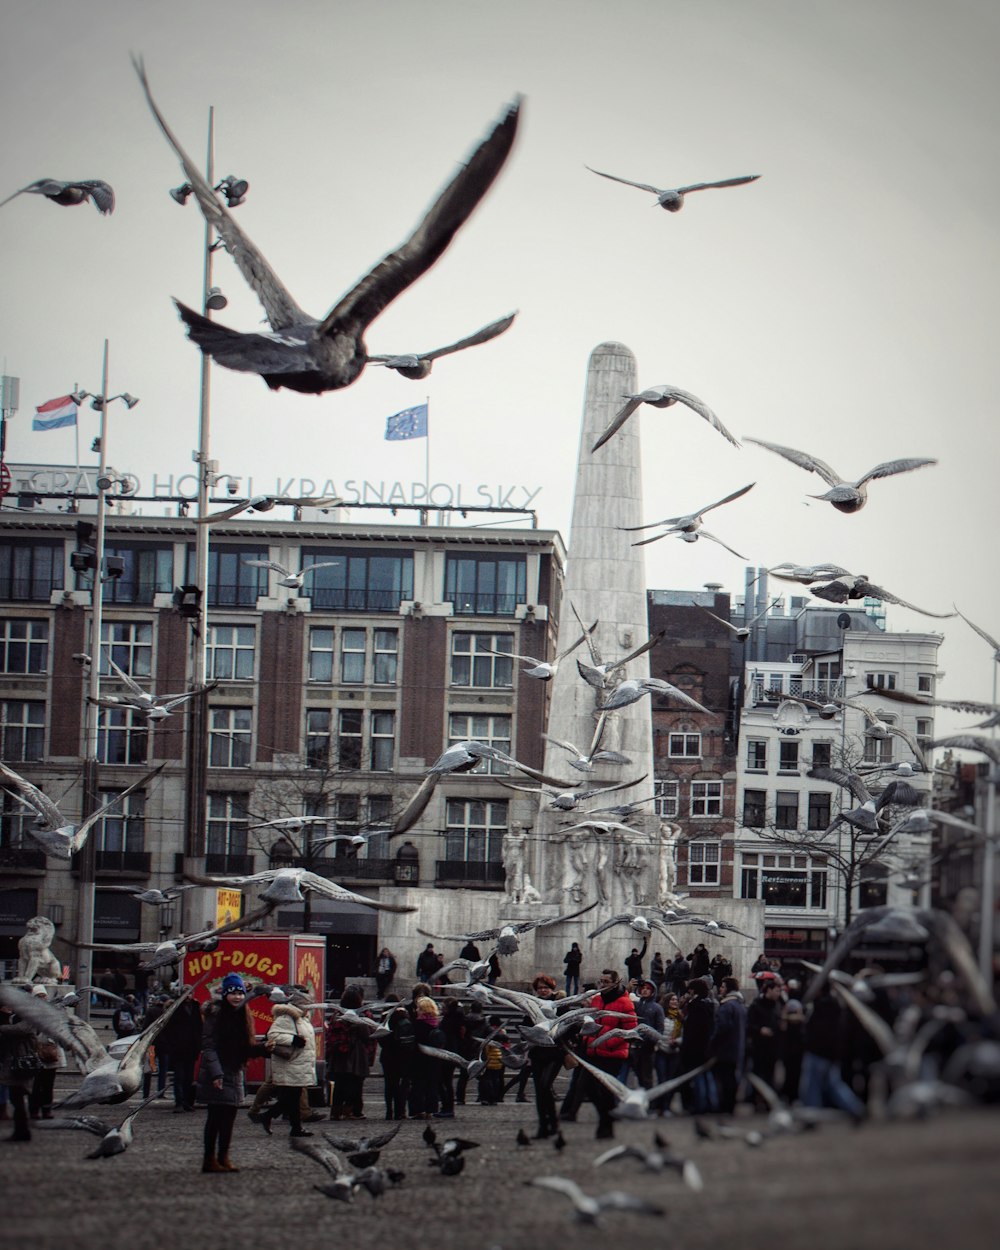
[32, 394, 79, 432]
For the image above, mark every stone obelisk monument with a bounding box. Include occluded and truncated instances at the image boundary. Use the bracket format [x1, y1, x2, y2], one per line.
[533, 342, 670, 953]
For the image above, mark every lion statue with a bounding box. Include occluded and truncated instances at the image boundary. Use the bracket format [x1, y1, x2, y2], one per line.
[16, 916, 62, 983]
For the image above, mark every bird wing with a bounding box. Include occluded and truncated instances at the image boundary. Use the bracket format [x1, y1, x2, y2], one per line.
[418, 1042, 471, 1068]
[299, 561, 342, 576]
[103, 649, 147, 698]
[77, 180, 116, 214]
[179, 900, 278, 948]
[389, 772, 440, 837]
[696, 482, 755, 516]
[289, 874, 417, 912]
[570, 602, 603, 666]
[745, 1071, 782, 1112]
[692, 602, 737, 632]
[36, 1114, 114, 1136]
[576, 658, 608, 691]
[374, 311, 517, 363]
[611, 630, 667, 674]
[585, 166, 663, 195]
[0, 985, 92, 1067]
[856, 582, 954, 619]
[677, 174, 761, 193]
[591, 395, 644, 452]
[74, 764, 167, 848]
[806, 764, 872, 806]
[417, 924, 498, 942]
[0, 760, 64, 827]
[744, 437, 842, 487]
[576, 773, 650, 803]
[645, 920, 682, 951]
[523, 900, 599, 932]
[570, 1051, 630, 1102]
[555, 619, 599, 663]
[528, 1174, 588, 1205]
[132, 57, 307, 331]
[928, 735, 1000, 765]
[586, 915, 635, 938]
[855, 457, 936, 487]
[829, 982, 896, 1056]
[243, 559, 290, 575]
[317, 99, 520, 341]
[595, 1190, 666, 1215]
[660, 386, 739, 446]
[645, 1059, 716, 1104]
[953, 607, 1000, 654]
[695, 529, 747, 560]
[293, 1134, 349, 1177]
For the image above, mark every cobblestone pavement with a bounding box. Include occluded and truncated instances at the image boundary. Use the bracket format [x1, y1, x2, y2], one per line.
[2, 1069, 997, 1250]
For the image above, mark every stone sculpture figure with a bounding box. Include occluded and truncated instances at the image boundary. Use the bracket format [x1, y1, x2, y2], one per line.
[502, 824, 529, 903]
[17, 916, 62, 983]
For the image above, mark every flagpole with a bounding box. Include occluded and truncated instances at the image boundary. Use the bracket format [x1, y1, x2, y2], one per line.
[73, 381, 80, 480]
[424, 394, 430, 499]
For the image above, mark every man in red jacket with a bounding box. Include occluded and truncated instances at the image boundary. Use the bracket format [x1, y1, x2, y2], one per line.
[582, 969, 636, 1139]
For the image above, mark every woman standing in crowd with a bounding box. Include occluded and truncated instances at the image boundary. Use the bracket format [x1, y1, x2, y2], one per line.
[259, 994, 316, 1137]
[327, 984, 373, 1121]
[197, 972, 270, 1173]
[375, 948, 397, 998]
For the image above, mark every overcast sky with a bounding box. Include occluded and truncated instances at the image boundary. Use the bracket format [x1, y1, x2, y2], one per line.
[2, 0, 999, 735]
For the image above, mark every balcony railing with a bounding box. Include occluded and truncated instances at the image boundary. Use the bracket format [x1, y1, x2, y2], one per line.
[0, 846, 47, 872]
[310, 588, 406, 613]
[435, 859, 505, 888]
[446, 593, 518, 617]
[205, 853, 255, 875]
[95, 851, 152, 876]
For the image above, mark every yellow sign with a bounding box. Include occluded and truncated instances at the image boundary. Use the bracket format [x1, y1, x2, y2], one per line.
[215, 888, 242, 929]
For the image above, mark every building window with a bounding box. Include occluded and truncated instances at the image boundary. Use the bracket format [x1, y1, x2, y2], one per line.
[209, 707, 252, 767]
[96, 789, 146, 852]
[916, 718, 933, 754]
[101, 621, 152, 679]
[690, 781, 722, 817]
[189, 545, 268, 608]
[859, 865, 889, 908]
[206, 793, 249, 856]
[746, 739, 767, 772]
[775, 790, 799, 830]
[305, 709, 331, 769]
[445, 798, 507, 862]
[743, 788, 767, 828]
[812, 660, 840, 698]
[305, 550, 413, 612]
[445, 555, 526, 616]
[338, 709, 363, 768]
[0, 619, 48, 674]
[812, 741, 832, 769]
[0, 700, 45, 761]
[373, 630, 399, 685]
[98, 707, 149, 765]
[917, 673, 934, 694]
[863, 723, 894, 764]
[778, 739, 800, 772]
[341, 629, 367, 683]
[371, 711, 395, 771]
[654, 779, 679, 819]
[206, 624, 255, 680]
[308, 628, 335, 682]
[0, 541, 64, 602]
[741, 851, 828, 909]
[668, 733, 701, 759]
[450, 632, 513, 688]
[865, 672, 897, 691]
[448, 713, 512, 773]
[687, 840, 721, 885]
[807, 791, 831, 831]
[99, 544, 173, 605]
[0, 790, 36, 849]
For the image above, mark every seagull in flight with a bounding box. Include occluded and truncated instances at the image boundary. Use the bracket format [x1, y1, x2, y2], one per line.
[0, 177, 115, 214]
[99, 883, 198, 907]
[194, 493, 344, 524]
[37, 1089, 168, 1157]
[585, 165, 760, 212]
[807, 764, 920, 835]
[692, 597, 781, 641]
[601, 677, 709, 714]
[483, 616, 597, 681]
[745, 436, 936, 513]
[565, 1052, 716, 1121]
[78, 900, 280, 969]
[418, 901, 597, 956]
[88, 648, 216, 720]
[366, 312, 516, 377]
[571, 608, 666, 693]
[0, 761, 165, 858]
[134, 56, 521, 394]
[243, 557, 342, 589]
[767, 562, 854, 584]
[527, 1174, 666, 1225]
[499, 772, 648, 811]
[544, 713, 632, 772]
[184, 866, 417, 912]
[592, 383, 738, 453]
[587, 912, 683, 950]
[808, 574, 954, 619]
[953, 607, 1000, 663]
[618, 483, 754, 555]
[594, 1133, 703, 1189]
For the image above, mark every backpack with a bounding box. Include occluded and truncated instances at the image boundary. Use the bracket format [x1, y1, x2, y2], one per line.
[326, 1018, 352, 1057]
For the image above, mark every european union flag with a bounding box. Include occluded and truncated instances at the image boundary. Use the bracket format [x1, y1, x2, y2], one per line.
[384, 404, 428, 441]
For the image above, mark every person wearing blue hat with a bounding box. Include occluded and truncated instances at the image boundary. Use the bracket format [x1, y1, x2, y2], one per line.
[196, 973, 270, 1173]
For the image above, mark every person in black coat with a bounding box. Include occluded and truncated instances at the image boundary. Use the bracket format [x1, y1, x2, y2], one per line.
[709, 977, 748, 1114]
[679, 979, 716, 1114]
[624, 937, 648, 982]
[158, 993, 203, 1113]
[669, 953, 691, 995]
[747, 980, 784, 1103]
[563, 943, 583, 995]
[690, 943, 711, 979]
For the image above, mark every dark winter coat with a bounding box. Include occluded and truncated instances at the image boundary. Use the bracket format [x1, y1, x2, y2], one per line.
[196, 1000, 267, 1106]
[679, 996, 716, 1065]
[710, 991, 748, 1067]
[156, 998, 203, 1060]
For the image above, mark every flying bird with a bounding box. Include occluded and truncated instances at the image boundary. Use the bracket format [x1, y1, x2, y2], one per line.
[592, 383, 738, 453]
[37, 1089, 168, 1158]
[418, 901, 597, 956]
[366, 312, 516, 377]
[594, 1133, 703, 1189]
[544, 713, 632, 772]
[953, 607, 1000, 663]
[692, 597, 781, 641]
[134, 56, 521, 394]
[619, 483, 754, 555]
[807, 574, 954, 619]
[0, 177, 115, 214]
[927, 734, 1000, 766]
[600, 677, 709, 714]
[89, 648, 216, 720]
[184, 866, 418, 912]
[569, 1052, 716, 1120]
[585, 165, 760, 212]
[527, 1174, 666, 1225]
[745, 437, 936, 513]
[100, 884, 198, 906]
[243, 558, 342, 589]
[194, 493, 344, 524]
[0, 761, 166, 858]
[498, 773, 649, 811]
[291, 1135, 379, 1201]
[78, 900, 280, 969]
[767, 562, 854, 585]
[806, 765, 920, 835]
[587, 912, 683, 948]
[572, 612, 667, 694]
[483, 616, 597, 682]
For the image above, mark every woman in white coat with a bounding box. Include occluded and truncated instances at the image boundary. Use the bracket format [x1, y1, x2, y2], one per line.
[259, 1002, 317, 1137]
